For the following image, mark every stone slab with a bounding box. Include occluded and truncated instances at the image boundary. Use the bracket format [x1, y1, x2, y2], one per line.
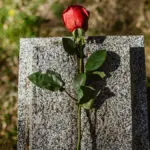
[18, 36, 149, 150]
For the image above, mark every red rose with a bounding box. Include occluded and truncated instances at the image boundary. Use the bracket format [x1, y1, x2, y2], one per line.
[62, 5, 89, 32]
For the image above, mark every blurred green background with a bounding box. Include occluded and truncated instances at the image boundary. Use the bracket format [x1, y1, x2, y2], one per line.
[0, 0, 150, 149]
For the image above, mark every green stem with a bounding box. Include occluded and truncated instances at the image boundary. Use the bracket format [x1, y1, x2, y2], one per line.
[74, 30, 85, 150]
[77, 105, 81, 150]
[77, 57, 84, 150]
[64, 89, 78, 102]
[79, 58, 82, 73]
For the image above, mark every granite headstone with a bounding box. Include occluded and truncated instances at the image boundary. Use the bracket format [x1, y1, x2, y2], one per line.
[18, 36, 149, 150]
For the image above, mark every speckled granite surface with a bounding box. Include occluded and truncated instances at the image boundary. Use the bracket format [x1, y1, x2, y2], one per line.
[18, 36, 149, 150]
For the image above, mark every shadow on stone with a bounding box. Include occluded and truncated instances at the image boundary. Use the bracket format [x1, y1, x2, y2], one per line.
[85, 51, 121, 150]
[147, 80, 150, 141]
[87, 36, 106, 44]
[130, 47, 149, 150]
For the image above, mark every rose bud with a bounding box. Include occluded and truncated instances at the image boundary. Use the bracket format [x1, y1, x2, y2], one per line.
[62, 5, 89, 32]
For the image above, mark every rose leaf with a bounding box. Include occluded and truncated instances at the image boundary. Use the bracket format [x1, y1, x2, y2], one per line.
[28, 70, 65, 91]
[79, 86, 96, 109]
[62, 38, 76, 55]
[92, 71, 106, 79]
[73, 73, 86, 100]
[85, 50, 107, 72]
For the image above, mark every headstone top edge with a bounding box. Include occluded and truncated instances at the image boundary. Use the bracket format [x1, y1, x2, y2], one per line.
[20, 35, 144, 40]
[20, 36, 144, 47]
